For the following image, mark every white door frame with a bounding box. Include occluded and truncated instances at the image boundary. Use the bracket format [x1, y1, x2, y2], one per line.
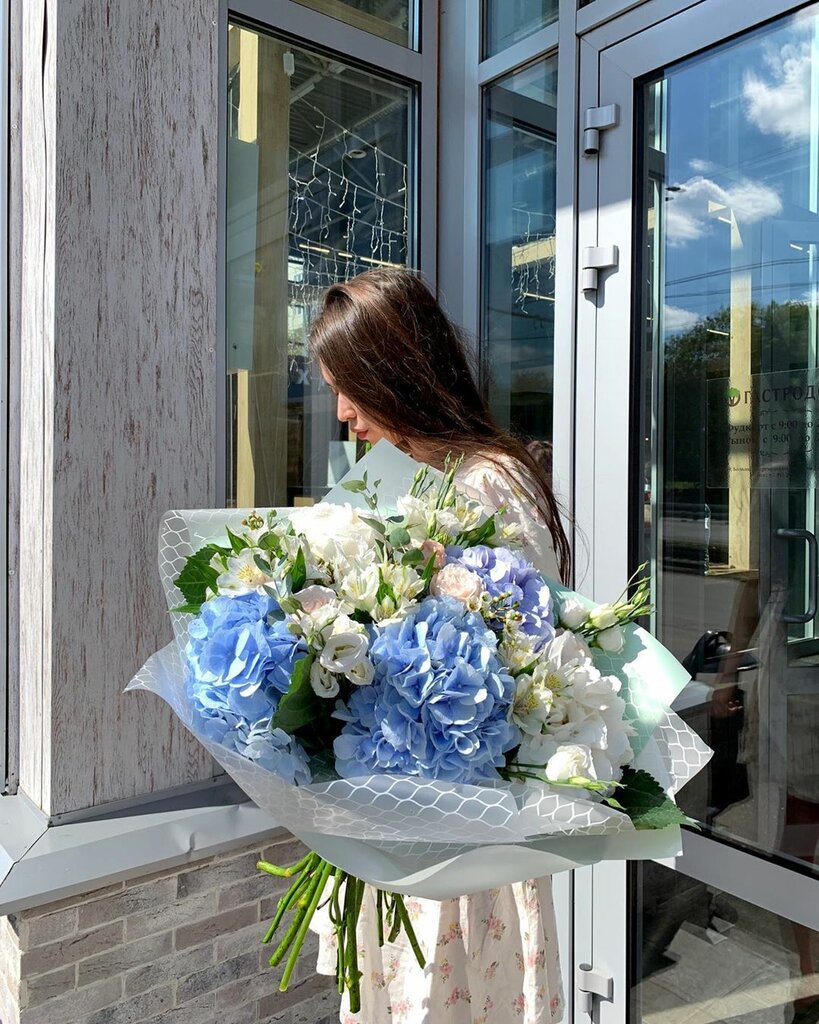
[574, 1, 819, 1021]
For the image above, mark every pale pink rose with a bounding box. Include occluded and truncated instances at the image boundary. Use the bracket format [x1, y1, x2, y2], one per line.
[420, 538, 446, 569]
[430, 564, 484, 605]
[293, 585, 336, 614]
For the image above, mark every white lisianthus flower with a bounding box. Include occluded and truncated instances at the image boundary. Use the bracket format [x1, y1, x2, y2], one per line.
[292, 585, 336, 614]
[429, 564, 484, 608]
[516, 732, 558, 770]
[559, 596, 590, 630]
[338, 565, 381, 615]
[512, 675, 554, 735]
[346, 658, 375, 686]
[310, 661, 340, 698]
[319, 630, 369, 675]
[216, 549, 272, 595]
[545, 744, 597, 782]
[588, 603, 618, 630]
[595, 625, 625, 653]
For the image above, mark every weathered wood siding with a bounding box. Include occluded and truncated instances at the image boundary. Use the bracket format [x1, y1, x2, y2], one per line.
[17, 0, 220, 814]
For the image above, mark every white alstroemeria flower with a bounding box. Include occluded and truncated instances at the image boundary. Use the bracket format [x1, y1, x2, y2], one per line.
[396, 494, 434, 543]
[338, 565, 381, 615]
[512, 675, 554, 735]
[310, 661, 340, 699]
[216, 549, 272, 596]
[382, 563, 424, 602]
[545, 744, 597, 783]
[498, 518, 525, 546]
[531, 631, 599, 696]
[588, 603, 618, 630]
[595, 625, 625, 654]
[499, 625, 539, 675]
[559, 596, 590, 631]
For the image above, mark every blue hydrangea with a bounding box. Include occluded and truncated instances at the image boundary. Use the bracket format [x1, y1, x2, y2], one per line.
[186, 592, 306, 697]
[334, 597, 520, 782]
[184, 592, 312, 785]
[186, 676, 312, 785]
[445, 544, 555, 645]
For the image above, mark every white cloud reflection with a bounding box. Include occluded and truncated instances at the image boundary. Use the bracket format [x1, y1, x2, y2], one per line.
[743, 37, 813, 142]
[665, 175, 782, 246]
[663, 305, 700, 334]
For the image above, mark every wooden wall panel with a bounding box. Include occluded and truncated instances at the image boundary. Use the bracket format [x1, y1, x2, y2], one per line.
[17, 0, 221, 814]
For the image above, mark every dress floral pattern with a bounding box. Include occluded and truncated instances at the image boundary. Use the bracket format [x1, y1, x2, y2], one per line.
[313, 459, 565, 1023]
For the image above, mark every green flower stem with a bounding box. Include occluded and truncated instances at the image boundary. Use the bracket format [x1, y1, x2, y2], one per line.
[262, 862, 315, 943]
[257, 851, 314, 878]
[391, 895, 425, 970]
[280, 860, 335, 991]
[376, 888, 384, 948]
[268, 864, 326, 967]
[343, 874, 363, 1013]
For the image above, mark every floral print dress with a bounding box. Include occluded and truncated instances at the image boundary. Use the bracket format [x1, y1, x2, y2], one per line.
[313, 458, 565, 1024]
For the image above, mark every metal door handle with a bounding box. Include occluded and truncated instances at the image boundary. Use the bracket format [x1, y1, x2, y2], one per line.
[776, 528, 818, 623]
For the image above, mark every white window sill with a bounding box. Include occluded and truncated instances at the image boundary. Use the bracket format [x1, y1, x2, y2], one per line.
[0, 780, 285, 915]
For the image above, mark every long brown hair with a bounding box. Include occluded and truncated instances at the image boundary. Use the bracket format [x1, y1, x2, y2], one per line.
[309, 268, 572, 582]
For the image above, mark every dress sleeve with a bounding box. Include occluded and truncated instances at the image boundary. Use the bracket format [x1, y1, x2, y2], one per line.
[455, 459, 561, 581]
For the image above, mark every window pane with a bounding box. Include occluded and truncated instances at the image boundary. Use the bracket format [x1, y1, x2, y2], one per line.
[631, 862, 819, 1023]
[226, 23, 414, 507]
[635, 5, 819, 872]
[292, 0, 413, 47]
[482, 58, 558, 460]
[483, 0, 558, 59]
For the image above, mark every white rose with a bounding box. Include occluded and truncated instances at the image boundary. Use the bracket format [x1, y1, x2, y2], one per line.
[319, 631, 369, 675]
[589, 603, 618, 630]
[292, 585, 336, 614]
[310, 661, 339, 698]
[546, 744, 597, 782]
[595, 625, 625, 653]
[429, 564, 484, 606]
[559, 597, 590, 631]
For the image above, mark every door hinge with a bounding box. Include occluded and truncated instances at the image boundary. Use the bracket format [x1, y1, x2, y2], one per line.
[581, 245, 619, 293]
[583, 104, 619, 154]
[576, 963, 614, 1015]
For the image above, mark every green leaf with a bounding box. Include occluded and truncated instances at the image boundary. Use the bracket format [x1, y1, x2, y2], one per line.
[259, 532, 282, 554]
[360, 516, 386, 535]
[226, 526, 249, 554]
[254, 554, 272, 574]
[174, 545, 224, 605]
[401, 548, 424, 566]
[376, 569, 396, 605]
[388, 527, 411, 548]
[420, 553, 438, 589]
[289, 547, 307, 593]
[271, 656, 318, 733]
[342, 479, 367, 494]
[607, 768, 695, 830]
[169, 602, 203, 614]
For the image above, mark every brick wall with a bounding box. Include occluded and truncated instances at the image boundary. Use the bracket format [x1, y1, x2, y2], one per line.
[0, 836, 339, 1024]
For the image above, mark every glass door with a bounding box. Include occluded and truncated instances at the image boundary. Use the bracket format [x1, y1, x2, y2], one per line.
[576, 2, 819, 1021]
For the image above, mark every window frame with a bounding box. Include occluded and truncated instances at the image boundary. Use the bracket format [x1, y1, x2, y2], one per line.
[217, 0, 438, 507]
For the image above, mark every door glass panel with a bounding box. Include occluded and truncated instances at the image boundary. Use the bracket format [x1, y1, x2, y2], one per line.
[226, 22, 414, 507]
[631, 862, 819, 1024]
[292, 0, 413, 47]
[482, 57, 558, 465]
[637, 5, 819, 872]
[483, 1, 558, 59]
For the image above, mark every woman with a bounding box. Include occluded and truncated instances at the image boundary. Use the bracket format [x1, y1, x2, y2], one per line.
[310, 267, 570, 1024]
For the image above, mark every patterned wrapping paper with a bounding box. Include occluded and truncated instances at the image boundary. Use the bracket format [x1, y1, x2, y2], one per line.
[127, 446, 712, 899]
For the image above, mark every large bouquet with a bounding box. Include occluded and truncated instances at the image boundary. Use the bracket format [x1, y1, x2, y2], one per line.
[129, 442, 710, 1010]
